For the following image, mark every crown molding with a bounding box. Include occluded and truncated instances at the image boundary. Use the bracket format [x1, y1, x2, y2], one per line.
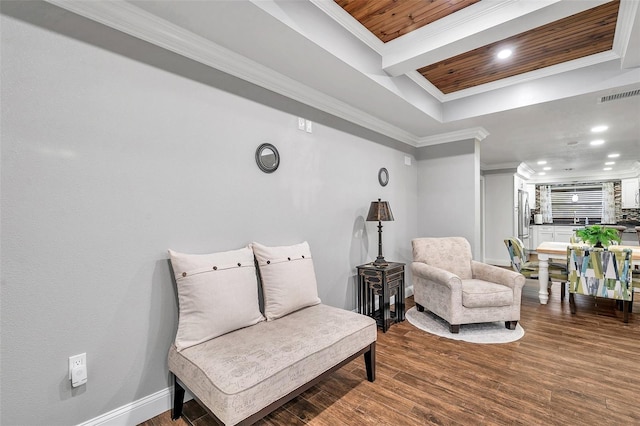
[45, 0, 419, 147]
[416, 127, 489, 147]
[517, 163, 535, 180]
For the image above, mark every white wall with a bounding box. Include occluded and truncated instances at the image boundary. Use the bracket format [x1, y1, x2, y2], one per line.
[484, 173, 517, 265]
[0, 5, 417, 425]
[416, 139, 481, 257]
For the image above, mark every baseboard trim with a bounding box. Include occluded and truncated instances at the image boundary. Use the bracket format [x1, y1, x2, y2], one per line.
[405, 285, 414, 298]
[77, 387, 192, 426]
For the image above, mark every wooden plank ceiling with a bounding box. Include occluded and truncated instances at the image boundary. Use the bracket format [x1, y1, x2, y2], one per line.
[335, 0, 620, 94]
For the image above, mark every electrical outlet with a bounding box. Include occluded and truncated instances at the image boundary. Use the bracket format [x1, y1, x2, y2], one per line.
[69, 353, 86, 379]
[297, 117, 305, 130]
[305, 120, 313, 133]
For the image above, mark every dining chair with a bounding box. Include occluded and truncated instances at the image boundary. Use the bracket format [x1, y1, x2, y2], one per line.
[566, 245, 634, 323]
[504, 237, 568, 300]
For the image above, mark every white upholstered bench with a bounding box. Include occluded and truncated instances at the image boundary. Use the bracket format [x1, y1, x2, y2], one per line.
[167, 241, 376, 425]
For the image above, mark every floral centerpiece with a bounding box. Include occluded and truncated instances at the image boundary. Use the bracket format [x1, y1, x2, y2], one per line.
[575, 225, 621, 248]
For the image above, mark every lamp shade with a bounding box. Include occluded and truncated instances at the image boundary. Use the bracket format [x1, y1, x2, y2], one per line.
[366, 199, 394, 222]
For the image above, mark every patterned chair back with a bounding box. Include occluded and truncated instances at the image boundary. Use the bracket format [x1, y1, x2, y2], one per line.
[566, 245, 633, 301]
[504, 238, 527, 273]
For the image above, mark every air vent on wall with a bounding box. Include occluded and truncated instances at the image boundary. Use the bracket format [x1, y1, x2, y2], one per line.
[598, 89, 640, 103]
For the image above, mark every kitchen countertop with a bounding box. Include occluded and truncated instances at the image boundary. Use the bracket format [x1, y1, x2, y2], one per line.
[530, 223, 595, 227]
[530, 223, 639, 233]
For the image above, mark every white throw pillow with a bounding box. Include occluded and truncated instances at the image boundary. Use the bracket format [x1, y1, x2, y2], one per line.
[251, 241, 321, 320]
[168, 246, 265, 351]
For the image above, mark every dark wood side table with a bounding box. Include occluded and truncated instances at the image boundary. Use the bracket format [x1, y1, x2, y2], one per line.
[356, 262, 405, 332]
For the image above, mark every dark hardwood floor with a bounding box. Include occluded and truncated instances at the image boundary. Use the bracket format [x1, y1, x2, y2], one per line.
[140, 281, 640, 425]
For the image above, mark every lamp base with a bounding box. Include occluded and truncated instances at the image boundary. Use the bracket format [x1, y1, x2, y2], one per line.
[373, 256, 388, 267]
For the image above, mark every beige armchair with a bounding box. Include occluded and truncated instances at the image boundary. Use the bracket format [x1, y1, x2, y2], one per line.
[411, 237, 525, 333]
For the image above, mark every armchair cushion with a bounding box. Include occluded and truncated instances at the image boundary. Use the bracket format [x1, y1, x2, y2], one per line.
[462, 280, 513, 308]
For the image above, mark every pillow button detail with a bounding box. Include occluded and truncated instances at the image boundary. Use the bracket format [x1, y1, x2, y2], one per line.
[182, 272, 187, 277]
[213, 266, 217, 270]
[267, 260, 271, 264]
[237, 263, 241, 267]
[288, 257, 291, 261]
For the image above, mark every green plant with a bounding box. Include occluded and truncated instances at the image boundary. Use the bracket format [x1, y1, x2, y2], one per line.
[575, 225, 621, 247]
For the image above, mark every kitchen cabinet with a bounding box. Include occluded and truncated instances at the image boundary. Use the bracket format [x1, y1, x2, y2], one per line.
[531, 226, 554, 251]
[531, 225, 577, 250]
[621, 178, 640, 208]
[554, 227, 576, 243]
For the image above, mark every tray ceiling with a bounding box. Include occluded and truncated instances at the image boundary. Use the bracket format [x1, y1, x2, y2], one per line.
[338, 0, 620, 94]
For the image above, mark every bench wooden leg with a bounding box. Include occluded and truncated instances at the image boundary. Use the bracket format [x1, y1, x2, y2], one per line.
[569, 293, 576, 314]
[416, 303, 424, 312]
[172, 375, 185, 421]
[623, 301, 629, 323]
[364, 342, 376, 382]
[505, 320, 517, 330]
[449, 324, 460, 333]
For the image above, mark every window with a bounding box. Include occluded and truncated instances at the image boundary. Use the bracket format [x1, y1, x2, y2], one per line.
[550, 185, 602, 221]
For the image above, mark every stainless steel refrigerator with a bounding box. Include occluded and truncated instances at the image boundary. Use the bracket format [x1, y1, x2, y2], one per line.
[517, 189, 530, 248]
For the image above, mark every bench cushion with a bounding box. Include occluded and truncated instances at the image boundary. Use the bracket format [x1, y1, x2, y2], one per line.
[168, 303, 376, 425]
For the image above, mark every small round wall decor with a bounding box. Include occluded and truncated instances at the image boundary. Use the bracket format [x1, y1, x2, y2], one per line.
[255, 143, 280, 173]
[378, 167, 389, 186]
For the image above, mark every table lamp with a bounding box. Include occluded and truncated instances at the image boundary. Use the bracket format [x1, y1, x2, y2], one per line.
[366, 198, 394, 266]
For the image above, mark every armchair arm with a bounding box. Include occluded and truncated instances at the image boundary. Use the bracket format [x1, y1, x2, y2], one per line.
[471, 260, 525, 290]
[411, 262, 462, 290]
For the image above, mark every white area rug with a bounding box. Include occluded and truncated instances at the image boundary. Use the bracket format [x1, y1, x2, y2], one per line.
[405, 307, 524, 344]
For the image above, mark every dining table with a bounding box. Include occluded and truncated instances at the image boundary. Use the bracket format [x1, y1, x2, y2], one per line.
[536, 241, 640, 304]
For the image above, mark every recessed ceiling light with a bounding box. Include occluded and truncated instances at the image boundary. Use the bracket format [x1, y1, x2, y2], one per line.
[538, 172, 546, 175]
[590, 139, 605, 146]
[497, 49, 512, 59]
[543, 166, 551, 170]
[537, 160, 547, 165]
[591, 125, 608, 133]
[608, 153, 620, 158]
[603, 167, 612, 171]
[605, 161, 615, 165]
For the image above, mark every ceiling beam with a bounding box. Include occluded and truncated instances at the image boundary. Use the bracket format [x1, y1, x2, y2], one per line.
[382, 0, 612, 77]
[618, 0, 640, 69]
